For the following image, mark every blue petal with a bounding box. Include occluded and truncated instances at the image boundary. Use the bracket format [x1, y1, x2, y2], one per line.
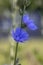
[27, 23, 38, 30]
[19, 29, 29, 42]
[27, 19, 34, 24]
[23, 14, 29, 24]
[12, 30, 20, 42]
[20, 31, 29, 42]
[15, 37, 20, 42]
[15, 27, 21, 36]
[12, 27, 29, 42]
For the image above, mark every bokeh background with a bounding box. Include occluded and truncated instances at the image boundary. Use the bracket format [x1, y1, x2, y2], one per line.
[0, 0, 43, 65]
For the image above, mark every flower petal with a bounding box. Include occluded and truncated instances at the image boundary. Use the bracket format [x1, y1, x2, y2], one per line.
[27, 19, 34, 24]
[27, 23, 38, 30]
[12, 27, 29, 42]
[23, 14, 29, 24]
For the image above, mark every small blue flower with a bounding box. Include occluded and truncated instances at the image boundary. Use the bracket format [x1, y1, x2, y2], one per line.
[23, 14, 38, 30]
[12, 27, 29, 42]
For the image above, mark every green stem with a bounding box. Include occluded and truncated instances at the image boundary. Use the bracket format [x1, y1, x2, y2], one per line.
[14, 6, 25, 65]
[14, 11, 23, 65]
[14, 42, 19, 65]
[14, 14, 23, 65]
[21, 5, 25, 28]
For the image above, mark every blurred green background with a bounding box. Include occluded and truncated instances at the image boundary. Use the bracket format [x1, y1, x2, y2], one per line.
[0, 0, 43, 65]
[0, 38, 43, 65]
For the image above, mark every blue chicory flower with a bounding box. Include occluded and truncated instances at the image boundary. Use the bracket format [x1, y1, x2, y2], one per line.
[12, 27, 29, 42]
[23, 14, 38, 30]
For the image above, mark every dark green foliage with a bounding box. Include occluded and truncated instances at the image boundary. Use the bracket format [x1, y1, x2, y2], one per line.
[21, 24, 26, 28]
[17, 0, 24, 10]
[17, 0, 32, 10]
